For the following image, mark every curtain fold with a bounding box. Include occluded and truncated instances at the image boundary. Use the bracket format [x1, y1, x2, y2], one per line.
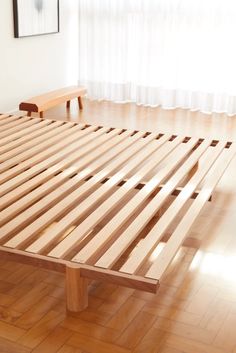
[78, 0, 236, 115]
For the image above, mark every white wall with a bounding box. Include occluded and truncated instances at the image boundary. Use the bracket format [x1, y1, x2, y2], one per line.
[0, 0, 78, 112]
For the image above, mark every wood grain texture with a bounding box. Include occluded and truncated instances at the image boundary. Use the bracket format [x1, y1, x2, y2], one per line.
[19, 86, 87, 115]
[0, 112, 234, 313]
[0, 101, 235, 352]
[66, 266, 88, 312]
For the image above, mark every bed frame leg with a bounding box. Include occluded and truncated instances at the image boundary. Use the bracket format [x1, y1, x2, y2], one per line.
[66, 100, 71, 109]
[66, 265, 88, 312]
[78, 96, 83, 110]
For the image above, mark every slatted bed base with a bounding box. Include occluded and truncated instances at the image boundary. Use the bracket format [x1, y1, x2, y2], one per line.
[0, 113, 235, 312]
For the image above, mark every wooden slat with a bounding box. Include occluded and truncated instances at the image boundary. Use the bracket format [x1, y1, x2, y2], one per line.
[146, 144, 236, 280]
[0, 122, 84, 176]
[0, 119, 52, 155]
[52, 135, 187, 260]
[0, 118, 43, 148]
[94, 138, 207, 270]
[0, 116, 33, 137]
[0, 128, 121, 243]
[0, 124, 100, 193]
[0, 113, 11, 120]
[120, 141, 227, 275]
[0, 122, 77, 172]
[0, 118, 42, 141]
[24, 132, 161, 254]
[0, 127, 111, 209]
[71, 137, 202, 264]
[0, 116, 234, 298]
[0, 115, 22, 126]
[0, 120, 65, 165]
[0, 128, 130, 215]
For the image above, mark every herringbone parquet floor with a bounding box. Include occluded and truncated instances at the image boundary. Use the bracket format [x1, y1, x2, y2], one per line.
[1, 100, 236, 353]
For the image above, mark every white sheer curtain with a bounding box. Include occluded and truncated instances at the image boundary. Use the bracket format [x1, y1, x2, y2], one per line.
[78, 0, 236, 115]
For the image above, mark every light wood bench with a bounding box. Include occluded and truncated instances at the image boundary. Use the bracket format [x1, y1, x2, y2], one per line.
[0, 113, 235, 312]
[19, 86, 87, 118]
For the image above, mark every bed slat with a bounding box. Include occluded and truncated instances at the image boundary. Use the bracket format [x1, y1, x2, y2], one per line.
[119, 141, 227, 275]
[146, 144, 236, 280]
[0, 114, 234, 302]
[25, 131, 162, 253]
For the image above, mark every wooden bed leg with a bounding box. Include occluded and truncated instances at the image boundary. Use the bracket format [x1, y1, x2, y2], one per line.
[39, 112, 44, 119]
[66, 265, 88, 312]
[66, 100, 71, 109]
[27, 111, 31, 117]
[78, 96, 83, 110]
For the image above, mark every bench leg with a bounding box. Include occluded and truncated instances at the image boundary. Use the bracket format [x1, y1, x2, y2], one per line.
[27, 111, 32, 117]
[66, 265, 88, 312]
[66, 100, 71, 109]
[78, 96, 83, 110]
[39, 112, 44, 119]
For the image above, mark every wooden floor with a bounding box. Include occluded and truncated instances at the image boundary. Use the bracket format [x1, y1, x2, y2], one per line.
[1, 100, 236, 353]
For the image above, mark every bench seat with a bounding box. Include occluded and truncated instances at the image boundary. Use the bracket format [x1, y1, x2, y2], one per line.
[19, 86, 87, 118]
[0, 113, 235, 312]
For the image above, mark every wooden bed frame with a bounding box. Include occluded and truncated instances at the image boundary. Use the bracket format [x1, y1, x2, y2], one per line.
[0, 113, 235, 312]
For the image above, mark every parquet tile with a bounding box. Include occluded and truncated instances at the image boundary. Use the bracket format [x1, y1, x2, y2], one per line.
[0, 293, 17, 308]
[132, 327, 167, 353]
[18, 310, 65, 349]
[99, 287, 134, 314]
[158, 346, 184, 353]
[61, 316, 120, 343]
[214, 312, 236, 351]
[7, 283, 35, 302]
[154, 317, 216, 345]
[0, 306, 21, 324]
[57, 345, 82, 353]
[184, 284, 218, 316]
[0, 337, 31, 353]
[0, 103, 236, 352]
[74, 308, 112, 325]
[106, 297, 146, 331]
[0, 281, 13, 293]
[143, 303, 201, 326]
[0, 269, 12, 282]
[31, 326, 73, 353]
[15, 296, 61, 330]
[10, 283, 55, 313]
[68, 333, 131, 353]
[0, 319, 25, 342]
[5, 265, 36, 285]
[90, 283, 118, 301]
[199, 297, 231, 331]
[116, 311, 156, 349]
[165, 334, 228, 353]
